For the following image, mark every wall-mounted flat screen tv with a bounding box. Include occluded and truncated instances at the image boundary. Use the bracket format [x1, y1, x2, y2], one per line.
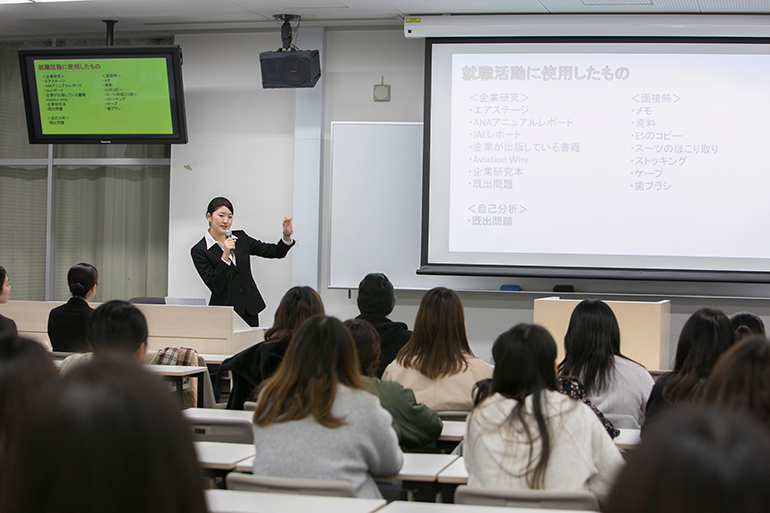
[19, 45, 188, 144]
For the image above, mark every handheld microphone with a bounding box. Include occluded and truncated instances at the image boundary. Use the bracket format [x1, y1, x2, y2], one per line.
[225, 230, 237, 240]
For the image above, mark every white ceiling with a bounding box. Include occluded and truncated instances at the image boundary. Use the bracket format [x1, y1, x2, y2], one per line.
[0, 0, 768, 41]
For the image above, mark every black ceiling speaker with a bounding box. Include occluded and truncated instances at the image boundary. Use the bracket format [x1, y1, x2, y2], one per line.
[260, 50, 321, 88]
[260, 14, 321, 89]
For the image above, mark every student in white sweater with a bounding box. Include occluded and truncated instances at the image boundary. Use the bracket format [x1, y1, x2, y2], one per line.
[382, 287, 493, 411]
[559, 299, 654, 428]
[252, 315, 403, 499]
[466, 324, 624, 504]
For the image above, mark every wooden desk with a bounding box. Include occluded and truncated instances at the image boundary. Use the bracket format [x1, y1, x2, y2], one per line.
[438, 421, 466, 442]
[205, 489, 386, 513]
[146, 364, 207, 406]
[381, 501, 590, 513]
[183, 408, 254, 443]
[391, 454, 458, 482]
[194, 441, 256, 471]
[387, 453, 458, 502]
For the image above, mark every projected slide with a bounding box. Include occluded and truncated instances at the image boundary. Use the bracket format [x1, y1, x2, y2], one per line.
[32, 57, 173, 135]
[427, 42, 770, 276]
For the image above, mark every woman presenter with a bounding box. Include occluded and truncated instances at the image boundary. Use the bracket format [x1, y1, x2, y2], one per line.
[191, 197, 294, 327]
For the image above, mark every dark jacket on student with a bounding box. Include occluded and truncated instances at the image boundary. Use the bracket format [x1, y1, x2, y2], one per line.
[47, 297, 92, 352]
[356, 313, 412, 379]
[362, 376, 443, 451]
[220, 336, 290, 410]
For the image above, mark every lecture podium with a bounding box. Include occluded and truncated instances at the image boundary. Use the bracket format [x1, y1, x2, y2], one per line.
[0, 300, 263, 355]
[533, 297, 671, 371]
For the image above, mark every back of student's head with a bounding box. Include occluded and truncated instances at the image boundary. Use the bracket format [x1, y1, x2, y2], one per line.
[605, 406, 770, 513]
[492, 323, 559, 400]
[396, 287, 472, 379]
[703, 336, 770, 427]
[344, 318, 381, 377]
[357, 273, 396, 316]
[664, 308, 734, 404]
[0, 358, 206, 513]
[0, 336, 56, 462]
[86, 300, 148, 356]
[264, 286, 324, 340]
[254, 315, 363, 428]
[67, 262, 98, 299]
[729, 311, 765, 342]
[560, 299, 621, 395]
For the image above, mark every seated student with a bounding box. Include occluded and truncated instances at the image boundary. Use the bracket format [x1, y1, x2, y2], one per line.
[0, 266, 17, 338]
[221, 286, 324, 409]
[605, 406, 770, 513]
[252, 315, 403, 499]
[465, 324, 624, 503]
[0, 358, 207, 513]
[345, 318, 443, 451]
[559, 299, 654, 428]
[59, 300, 148, 373]
[47, 263, 98, 352]
[355, 273, 412, 378]
[703, 335, 770, 427]
[645, 308, 734, 424]
[729, 311, 765, 342]
[0, 336, 56, 467]
[382, 287, 493, 412]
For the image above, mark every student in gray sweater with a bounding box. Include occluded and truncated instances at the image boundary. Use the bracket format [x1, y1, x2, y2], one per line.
[251, 315, 403, 498]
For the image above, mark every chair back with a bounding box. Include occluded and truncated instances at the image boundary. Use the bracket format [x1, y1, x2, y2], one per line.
[455, 486, 600, 511]
[188, 416, 253, 444]
[437, 411, 469, 421]
[226, 473, 357, 498]
[243, 401, 257, 411]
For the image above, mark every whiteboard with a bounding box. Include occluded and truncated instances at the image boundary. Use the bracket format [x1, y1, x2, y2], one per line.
[329, 122, 511, 291]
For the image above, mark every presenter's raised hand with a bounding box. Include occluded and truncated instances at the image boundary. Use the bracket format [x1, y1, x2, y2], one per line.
[282, 216, 294, 243]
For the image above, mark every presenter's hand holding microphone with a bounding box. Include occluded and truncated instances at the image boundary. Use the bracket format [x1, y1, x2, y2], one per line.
[223, 229, 237, 261]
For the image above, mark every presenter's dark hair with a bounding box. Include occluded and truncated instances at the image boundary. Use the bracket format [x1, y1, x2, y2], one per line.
[0, 358, 207, 513]
[0, 336, 56, 469]
[67, 262, 98, 298]
[704, 336, 770, 427]
[254, 315, 364, 428]
[207, 196, 234, 215]
[472, 323, 561, 489]
[86, 300, 148, 354]
[264, 286, 324, 341]
[605, 406, 770, 513]
[0, 266, 6, 286]
[559, 299, 626, 396]
[395, 287, 473, 379]
[345, 318, 381, 377]
[663, 308, 733, 405]
[729, 311, 765, 341]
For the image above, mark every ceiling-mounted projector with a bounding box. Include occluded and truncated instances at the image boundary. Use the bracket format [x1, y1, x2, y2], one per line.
[260, 14, 321, 89]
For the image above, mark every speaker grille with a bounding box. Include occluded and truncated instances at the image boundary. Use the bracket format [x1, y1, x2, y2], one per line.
[279, 55, 311, 86]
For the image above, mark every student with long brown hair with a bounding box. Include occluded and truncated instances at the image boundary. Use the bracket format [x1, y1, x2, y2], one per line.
[251, 315, 402, 498]
[221, 286, 324, 409]
[382, 287, 492, 411]
[703, 335, 770, 427]
[466, 324, 623, 502]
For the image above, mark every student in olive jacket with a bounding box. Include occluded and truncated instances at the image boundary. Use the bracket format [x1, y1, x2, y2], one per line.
[345, 318, 443, 451]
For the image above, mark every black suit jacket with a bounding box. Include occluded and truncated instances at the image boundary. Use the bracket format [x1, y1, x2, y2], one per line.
[47, 297, 93, 352]
[191, 230, 294, 323]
